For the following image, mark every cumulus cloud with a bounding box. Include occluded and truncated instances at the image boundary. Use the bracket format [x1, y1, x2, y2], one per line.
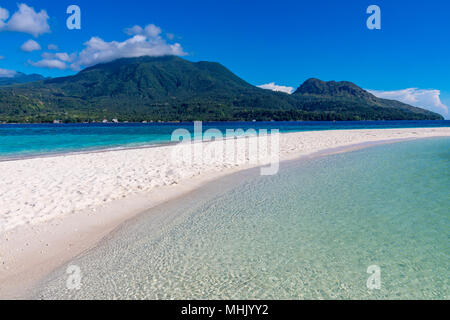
[27, 23, 186, 71]
[70, 24, 186, 70]
[0, 7, 9, 29]
[125, 24, 162, 37]
[0, 3, 50, 37]
[143, 24, 162, 37]
[47, 44, 59, 50]
[42, 52, 76, 63]
[0, 68, 17, 78]
[124, 25, 143, 36]
[258, 82, 295, 94]
[20, 39, 41, 52]
[29, 51, 75, 70]
[29, 58, 67, 70]
[368, 88, 449, 119]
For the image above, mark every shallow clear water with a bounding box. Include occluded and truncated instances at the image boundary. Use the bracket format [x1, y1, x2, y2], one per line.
[1, 120, 449, 159]
[34, 138, 449, 299]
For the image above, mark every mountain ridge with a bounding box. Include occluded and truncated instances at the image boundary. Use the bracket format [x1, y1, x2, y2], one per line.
[294, 78, 375, 100]
[0, 56, 443, 122]
[0, 72, 47, 86]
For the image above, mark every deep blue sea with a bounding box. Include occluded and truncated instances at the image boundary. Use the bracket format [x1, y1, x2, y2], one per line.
[0, 120, 449, 159]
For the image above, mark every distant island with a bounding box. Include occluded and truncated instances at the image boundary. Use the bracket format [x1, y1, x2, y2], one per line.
[0, 56, 443, 123]
[0, 72, 47, 86]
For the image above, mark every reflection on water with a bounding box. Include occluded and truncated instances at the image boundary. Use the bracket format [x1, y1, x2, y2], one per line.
[34, 138, 450, 299]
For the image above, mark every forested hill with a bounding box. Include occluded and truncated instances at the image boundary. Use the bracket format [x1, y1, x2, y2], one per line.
[0, 72, 46, 86]
[0, 56, 443, 122]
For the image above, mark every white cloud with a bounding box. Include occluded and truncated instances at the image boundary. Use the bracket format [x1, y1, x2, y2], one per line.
[29, 59, 67, 70]
[124, 25, 143, 36]
[70, 25, 186, 70]
[0, 7, 9, 29]
[258, 82, 295, 94]
[21, 39, 41, 52]
[368, 88, 449, 119]
[0, 68, 17, 78]
[144, 24, 162, 37]
[125, 24, 162, 37]
[42, 52, 76, 62]
[48, 44, 59, 50]
[1, 3, 50, 37]
[27, 23, 186, 71]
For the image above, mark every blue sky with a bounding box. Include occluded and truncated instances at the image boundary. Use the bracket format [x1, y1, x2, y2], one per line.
[0, 0, 449, 117]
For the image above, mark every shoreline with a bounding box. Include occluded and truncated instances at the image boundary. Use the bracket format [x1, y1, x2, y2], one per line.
[0, 140, 178, 163]
[1, 128, 449, 299]
[1, 122, 449, 162]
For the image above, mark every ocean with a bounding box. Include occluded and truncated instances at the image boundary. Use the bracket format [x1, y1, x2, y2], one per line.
[34, 137, 450, 299]
[1, 120, 449, 159]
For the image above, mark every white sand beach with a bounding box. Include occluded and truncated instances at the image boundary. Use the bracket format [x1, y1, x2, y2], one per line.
[1, 127, 449, 298]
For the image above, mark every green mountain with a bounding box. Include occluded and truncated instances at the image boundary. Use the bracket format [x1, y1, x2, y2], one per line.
[294, 78, 376, 99]
[291, 78, 440, 120]
[0, 72, 47, 86]
[0, 56, 443, 122]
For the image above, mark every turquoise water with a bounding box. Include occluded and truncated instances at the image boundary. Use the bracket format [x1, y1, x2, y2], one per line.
[1, 120, 449, 159]
[34, 138, 449, 299]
